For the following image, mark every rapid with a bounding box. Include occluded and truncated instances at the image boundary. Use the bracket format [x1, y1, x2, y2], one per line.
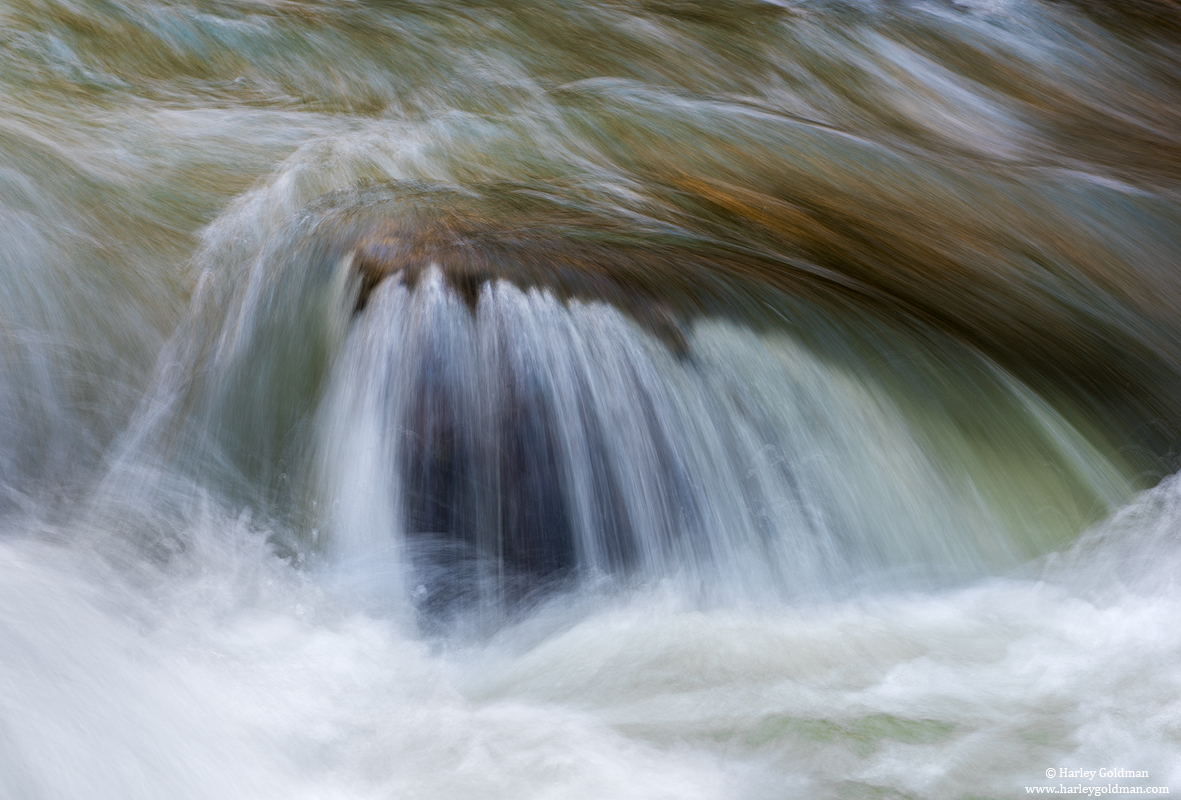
[2, 0, 1181, 796]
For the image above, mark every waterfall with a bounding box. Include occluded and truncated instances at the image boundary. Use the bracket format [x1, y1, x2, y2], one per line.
[2, 0, 1180, 795]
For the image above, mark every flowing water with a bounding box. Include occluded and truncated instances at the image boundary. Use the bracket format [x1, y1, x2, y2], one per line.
[3, 0, 1181, 797]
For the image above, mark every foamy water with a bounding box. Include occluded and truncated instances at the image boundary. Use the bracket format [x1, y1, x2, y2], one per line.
[4, 480, 1181, 799]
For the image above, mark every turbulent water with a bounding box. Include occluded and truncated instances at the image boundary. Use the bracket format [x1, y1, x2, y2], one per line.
[3, 0, 1181, 797]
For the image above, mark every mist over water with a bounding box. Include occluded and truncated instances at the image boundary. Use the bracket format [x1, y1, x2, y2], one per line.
[2, 0, 1181, 797]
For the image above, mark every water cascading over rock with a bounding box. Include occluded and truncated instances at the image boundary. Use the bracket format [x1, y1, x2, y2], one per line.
[112, 184, 1132, 625]
[4, 0, 1181, 795]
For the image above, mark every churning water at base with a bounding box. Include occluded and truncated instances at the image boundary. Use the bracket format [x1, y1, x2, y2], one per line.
[4, 488, 1181, 799]
[2, 0, 1181, 796]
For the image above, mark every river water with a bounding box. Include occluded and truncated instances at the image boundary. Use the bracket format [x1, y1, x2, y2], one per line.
[2, 0, 1181, 797]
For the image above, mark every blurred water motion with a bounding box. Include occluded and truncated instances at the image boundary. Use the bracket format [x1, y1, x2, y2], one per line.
[1, 0, 1180, 797]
